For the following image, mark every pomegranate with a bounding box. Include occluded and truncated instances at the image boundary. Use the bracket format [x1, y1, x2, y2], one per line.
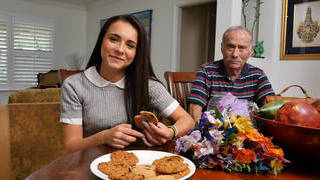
[311, 100, 320, 113]
[275, 101, 320, 128]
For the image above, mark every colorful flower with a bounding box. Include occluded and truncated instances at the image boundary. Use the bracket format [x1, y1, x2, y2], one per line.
[234, 149, 256, 164]
[175, 93, 288, 175]
[175, 130, 201, 153]
[270, 159, 284, 175]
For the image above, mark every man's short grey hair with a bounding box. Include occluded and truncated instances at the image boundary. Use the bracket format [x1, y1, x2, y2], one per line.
[222, 26, 254, 45]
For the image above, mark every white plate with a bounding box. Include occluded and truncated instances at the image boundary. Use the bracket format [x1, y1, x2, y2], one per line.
[90, 150, 196, 180]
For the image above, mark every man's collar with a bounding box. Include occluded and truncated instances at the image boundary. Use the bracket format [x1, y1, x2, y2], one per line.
[84, 66, 125, 89]
[241, 62, 249, 75]
[218, 59, 249, 76]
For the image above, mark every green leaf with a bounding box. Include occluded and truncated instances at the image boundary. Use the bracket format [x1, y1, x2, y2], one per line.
[194, 122, 199, 130]
[214, 105, 222, 119]
[247, 164, 251, 172]
[242, 163, 246, 168]
[222, 133, 237, 146]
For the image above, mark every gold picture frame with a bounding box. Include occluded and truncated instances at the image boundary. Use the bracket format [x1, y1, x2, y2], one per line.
[280, 0, 320, 60]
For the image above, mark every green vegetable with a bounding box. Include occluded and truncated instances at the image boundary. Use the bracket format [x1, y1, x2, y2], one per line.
[257, 99, 292, 119]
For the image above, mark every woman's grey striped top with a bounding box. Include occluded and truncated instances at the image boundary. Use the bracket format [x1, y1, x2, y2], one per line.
[60, 66, 179, 137]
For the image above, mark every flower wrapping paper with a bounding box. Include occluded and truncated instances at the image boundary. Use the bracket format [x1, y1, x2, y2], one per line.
[175, 93, 289, 175]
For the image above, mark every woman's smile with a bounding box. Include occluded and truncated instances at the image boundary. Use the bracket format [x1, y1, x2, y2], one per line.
[109, 55, 125, 62]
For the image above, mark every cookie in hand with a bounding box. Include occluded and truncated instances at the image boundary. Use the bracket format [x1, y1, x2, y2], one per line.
[134, 111, 159, 129]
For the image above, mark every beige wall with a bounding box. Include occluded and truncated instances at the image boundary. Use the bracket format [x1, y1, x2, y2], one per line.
[180, 3, 216, 72]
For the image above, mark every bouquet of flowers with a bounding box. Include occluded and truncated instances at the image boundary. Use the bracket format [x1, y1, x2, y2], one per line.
[175, 93, 289, 175]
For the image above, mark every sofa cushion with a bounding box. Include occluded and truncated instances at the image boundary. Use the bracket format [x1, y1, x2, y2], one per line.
[8, 88, 61, 103]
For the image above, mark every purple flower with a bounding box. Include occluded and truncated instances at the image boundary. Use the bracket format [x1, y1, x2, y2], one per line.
[208, 128, 224, 148]
[210, 93, 251, 117]
[230, 99, 249, 117]
[175, 130, 201, 153]
[216, 93, 237, 112]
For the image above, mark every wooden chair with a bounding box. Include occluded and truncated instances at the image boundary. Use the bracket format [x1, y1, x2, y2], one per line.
[164, 71, 197, 111]
[59, 69, 83, 82]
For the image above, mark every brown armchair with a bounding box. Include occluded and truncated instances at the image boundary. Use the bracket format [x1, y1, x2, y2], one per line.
[8, 102, 64, 180]
[164, 71, 197, 112]
[59, 69, 83, 82]
[7, 88, 65, 179]
[37, 70, 60, 88]
[0, 105, 10, 180]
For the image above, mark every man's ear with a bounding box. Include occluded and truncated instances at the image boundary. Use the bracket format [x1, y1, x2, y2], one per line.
[249, 45, 254, 56]
[221, 43, 224, 53]
[250, 50, 254, 57]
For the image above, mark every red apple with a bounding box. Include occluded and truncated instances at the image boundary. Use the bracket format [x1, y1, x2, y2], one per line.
[276, 101, 320, 128]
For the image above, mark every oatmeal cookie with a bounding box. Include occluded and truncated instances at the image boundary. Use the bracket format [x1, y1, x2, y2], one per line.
[130, 164, 157, 178]
[120, 172, 144, 180]
[111, 150, 139, 166]
[153, 156, 188, 174]
[98, 161, 130, 179]
[134, 111, 159, 129]
[170, 167, 190, 179]
[145, 175, 175, 180]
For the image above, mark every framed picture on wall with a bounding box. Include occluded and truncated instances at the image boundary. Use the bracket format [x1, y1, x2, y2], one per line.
[280, 0, 320, 60]
[100, 10, 153, 45]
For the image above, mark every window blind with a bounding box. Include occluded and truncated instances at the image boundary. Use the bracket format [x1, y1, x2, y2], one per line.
[13, 20, 54, 85]
[0, 13, 54, 90]
[0, 17, 8, 85]
[13, 22, 53, 51]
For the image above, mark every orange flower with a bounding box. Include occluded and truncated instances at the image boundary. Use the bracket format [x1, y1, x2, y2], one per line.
[265, 147, 284, 158]
[234, 149, 256, 163]
[245, 129, 269, 142]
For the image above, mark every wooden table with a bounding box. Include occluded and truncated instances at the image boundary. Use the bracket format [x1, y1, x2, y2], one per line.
[25, 141, 320, 180]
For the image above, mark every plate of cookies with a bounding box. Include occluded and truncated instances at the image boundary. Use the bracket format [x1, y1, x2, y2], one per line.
[90, 150, 196, 180]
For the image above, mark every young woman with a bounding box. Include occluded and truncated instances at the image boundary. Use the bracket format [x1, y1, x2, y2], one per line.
[60, 15, 195, 153]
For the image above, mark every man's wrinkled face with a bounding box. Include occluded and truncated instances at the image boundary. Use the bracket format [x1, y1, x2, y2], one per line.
[221, 30, 253, 70]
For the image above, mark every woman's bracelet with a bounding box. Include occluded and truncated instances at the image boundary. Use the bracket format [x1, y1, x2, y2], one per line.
[168, 125, 178, 140]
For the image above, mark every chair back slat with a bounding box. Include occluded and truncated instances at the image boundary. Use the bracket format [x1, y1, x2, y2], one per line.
[165, 72, 197, 111]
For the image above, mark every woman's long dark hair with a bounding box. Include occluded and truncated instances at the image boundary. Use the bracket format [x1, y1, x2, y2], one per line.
[86, 15, 159, 125]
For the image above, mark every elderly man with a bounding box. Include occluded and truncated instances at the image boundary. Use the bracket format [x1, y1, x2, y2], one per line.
[188, 26, 275, 122]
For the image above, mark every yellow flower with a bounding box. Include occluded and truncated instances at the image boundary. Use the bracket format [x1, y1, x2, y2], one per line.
[270, 159, 283, 175]
[234, 115, 253, 133]
[230, 115, 237, 123]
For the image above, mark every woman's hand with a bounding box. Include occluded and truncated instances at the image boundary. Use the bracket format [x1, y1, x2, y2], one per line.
[141, 122, 173, 147]
[100, 124, 144, 149]
[140, 106, 195, 147]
